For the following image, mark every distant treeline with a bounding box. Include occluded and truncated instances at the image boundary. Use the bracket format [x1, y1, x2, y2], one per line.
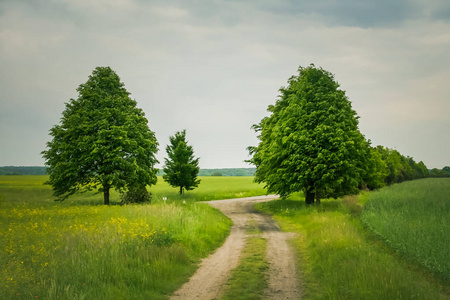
[157, 168, 256, 177]
[429, 166, 450, 178]
[2, 164, 448, 180]
[3, 167, 255, 177]
[364, 146, 450, 190]
[0, 166, 47, 175]
[198, 168, 256, 176]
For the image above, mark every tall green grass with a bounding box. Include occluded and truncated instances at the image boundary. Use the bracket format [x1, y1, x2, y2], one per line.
[362, 178, 450, 281]
[256, 195, 448, 299]
[0, 175, 269, 299]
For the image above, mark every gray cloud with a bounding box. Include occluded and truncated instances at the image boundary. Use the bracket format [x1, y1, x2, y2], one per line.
[1, 0, 449, 169]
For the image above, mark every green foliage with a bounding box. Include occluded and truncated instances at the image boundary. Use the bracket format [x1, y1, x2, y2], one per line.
[210, 171, 223, 176]
[0, 176, 232, 299]
[429, 166, 450, 178]
[374, 146, 429, 185]
[256, 196, 447, 299]
[163, 130, 200, 194]
[362, 178, 450, 281]
[248, 65, 368, 204]
[444, 166, 450, 175]
[361, 147, 389, 190]
[41, 67, 159, 204]
[120, 184, 151, 204]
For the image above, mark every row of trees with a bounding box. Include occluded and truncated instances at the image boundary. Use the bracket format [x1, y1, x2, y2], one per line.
[42, 67, 200, 205]
[248, 65, 431, 204]
[429, 166, 450, 178]
[43, 65, 438, 205]
[363, 146, 428, 190]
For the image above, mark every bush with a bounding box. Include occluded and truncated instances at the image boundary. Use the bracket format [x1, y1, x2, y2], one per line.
[120, 185, 151, 204]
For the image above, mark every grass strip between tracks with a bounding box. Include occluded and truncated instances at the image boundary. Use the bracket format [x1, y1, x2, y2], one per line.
[221, 236, 269, 300]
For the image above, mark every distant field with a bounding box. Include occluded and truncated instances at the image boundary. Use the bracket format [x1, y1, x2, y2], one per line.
[362, 178, 450, 281]
[150, 176, 267, 203]
[0, 175, 266, 299]
[0, 175, 266, 206]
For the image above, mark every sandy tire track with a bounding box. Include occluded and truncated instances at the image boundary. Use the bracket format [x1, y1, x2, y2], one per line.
[170, 195, 301, 300]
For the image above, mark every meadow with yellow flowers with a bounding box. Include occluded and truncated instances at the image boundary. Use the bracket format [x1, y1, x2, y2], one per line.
[0, 175, 265, 299]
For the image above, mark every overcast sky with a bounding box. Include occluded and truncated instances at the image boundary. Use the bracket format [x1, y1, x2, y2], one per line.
[1, 0, 449, 169]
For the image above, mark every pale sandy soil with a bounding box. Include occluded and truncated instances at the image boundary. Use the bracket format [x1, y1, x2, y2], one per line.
[170, 195, 301, 300]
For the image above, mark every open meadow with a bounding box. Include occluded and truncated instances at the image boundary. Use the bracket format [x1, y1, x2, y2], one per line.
[2, 175, 449, 299]
[256, 178, 449, 299]
[0, 175, 265, 299]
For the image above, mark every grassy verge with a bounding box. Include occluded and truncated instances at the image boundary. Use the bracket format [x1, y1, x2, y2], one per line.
[256, 193, 448, 299]
[221, 237, 269, 300]
[0, 175, 237, 299]
[361, 178, 450, 281]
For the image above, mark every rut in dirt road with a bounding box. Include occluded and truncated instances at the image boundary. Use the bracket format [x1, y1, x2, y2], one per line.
[170, 195, 301, 300]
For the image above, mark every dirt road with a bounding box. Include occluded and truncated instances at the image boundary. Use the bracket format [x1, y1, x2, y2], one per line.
[170, 195, 301, 300]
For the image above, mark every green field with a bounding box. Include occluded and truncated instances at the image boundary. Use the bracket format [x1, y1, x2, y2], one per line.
[362, 178, 450, 280]
[256, 178, 449, 299]
[0, 175, 267, 206]
[2, 175, 448, 299]
[0, 175, 265, 299]
[150, 176, 268, 203]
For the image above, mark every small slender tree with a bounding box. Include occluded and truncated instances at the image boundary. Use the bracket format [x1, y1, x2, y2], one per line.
[163, 130, 200, 194]
[42, 66, 159, 205]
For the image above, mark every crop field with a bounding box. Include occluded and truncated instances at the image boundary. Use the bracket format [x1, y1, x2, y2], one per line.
[362, 178, 450, 281]
[256, 179, 449, 299]
[0, 175, 265, 299]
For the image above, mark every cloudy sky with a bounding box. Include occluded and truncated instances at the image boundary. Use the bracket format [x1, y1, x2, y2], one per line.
[1, 0, 449, 169]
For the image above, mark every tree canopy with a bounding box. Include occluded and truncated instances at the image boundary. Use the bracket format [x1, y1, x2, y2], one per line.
[374, 146, 429, 184]
[42, 66, 159, 205]
[248, 65, 368, 204]
[163, 130, 200, 194]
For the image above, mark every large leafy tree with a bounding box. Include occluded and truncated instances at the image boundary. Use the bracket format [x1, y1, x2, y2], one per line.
[42, 67, 159, 205]
[163, 130, 200, 194]
[248, 65, 368, 204]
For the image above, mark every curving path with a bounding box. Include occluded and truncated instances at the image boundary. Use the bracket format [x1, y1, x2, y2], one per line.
[170, 195, 301, 300]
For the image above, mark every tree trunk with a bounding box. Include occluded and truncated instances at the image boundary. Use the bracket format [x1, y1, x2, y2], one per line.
[305, 187, 314, 205]
[103, 183, 110, 205]
[179, 186, 183, 195]
[315, 191, 321, 205]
